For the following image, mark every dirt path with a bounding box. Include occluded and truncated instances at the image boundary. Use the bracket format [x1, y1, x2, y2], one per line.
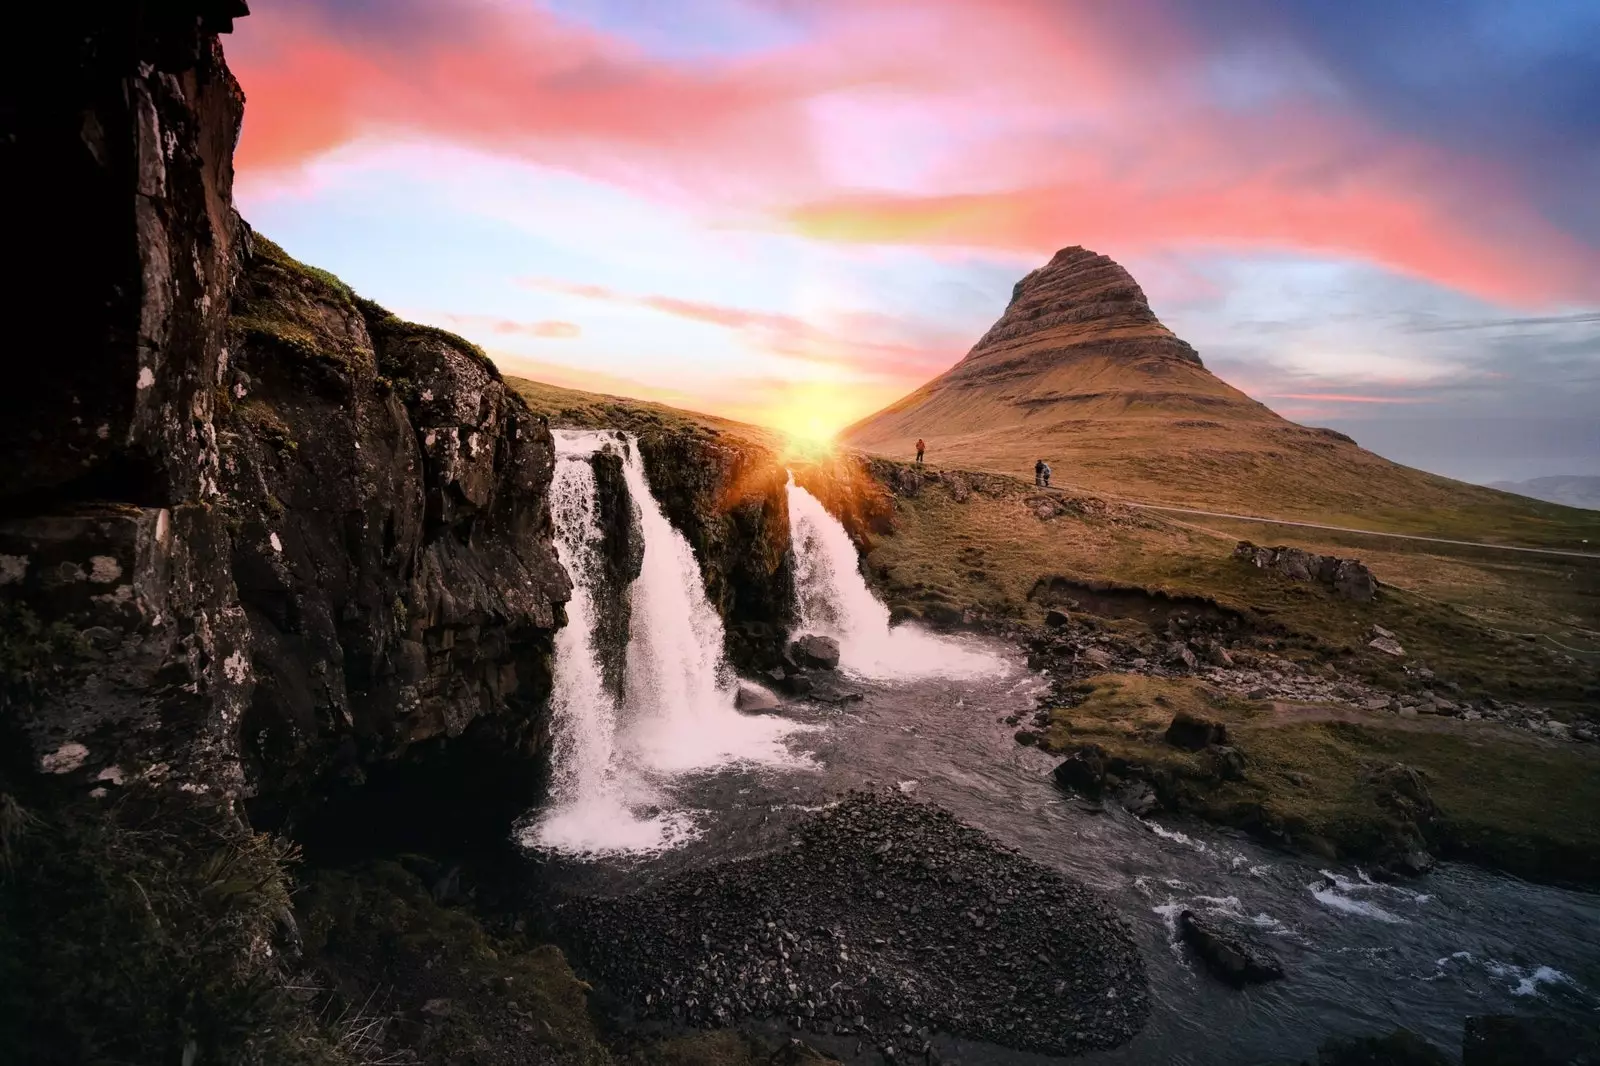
[1118, 501, 1600, 560]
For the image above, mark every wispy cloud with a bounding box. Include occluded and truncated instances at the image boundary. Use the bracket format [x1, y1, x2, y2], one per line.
[519, 276, 965, 379]
[437, 313, 582, 339]
[1269, 392, 1430, 404]
[230, 0, 1600, 306]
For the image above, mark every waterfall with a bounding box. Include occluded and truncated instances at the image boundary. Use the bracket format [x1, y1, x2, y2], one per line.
[528, 431, 806, 857]
[786, 477, 1002, 680]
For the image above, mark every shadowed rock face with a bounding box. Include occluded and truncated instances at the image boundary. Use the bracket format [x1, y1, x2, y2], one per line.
[636, 430, 797, 671]
[0, 5, 568, 849]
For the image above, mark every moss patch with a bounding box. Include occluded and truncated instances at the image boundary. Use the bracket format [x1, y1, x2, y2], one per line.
[1042, 673, 1600, 882]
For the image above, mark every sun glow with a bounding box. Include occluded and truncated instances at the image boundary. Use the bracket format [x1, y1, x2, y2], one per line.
[762, 384, 861, 460]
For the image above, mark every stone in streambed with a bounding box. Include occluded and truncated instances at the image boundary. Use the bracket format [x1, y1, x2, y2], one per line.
[1052, 744, 1108, 794]
[735, 682, 781, 714]
[789, 633, 841, 670]
[1178, 910, 1284, 986]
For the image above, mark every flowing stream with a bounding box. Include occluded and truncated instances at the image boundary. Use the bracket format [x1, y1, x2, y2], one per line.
[525, 442, 1600, 1063]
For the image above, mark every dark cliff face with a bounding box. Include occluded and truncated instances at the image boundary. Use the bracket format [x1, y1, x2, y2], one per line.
[0, 7, 567, 847]
[589, 444, 644, 699]
[0, 5, 254, 801]
[635, 431, 797, 670]
[221, 236, 569, 838]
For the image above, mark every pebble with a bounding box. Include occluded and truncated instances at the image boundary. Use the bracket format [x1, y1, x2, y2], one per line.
[559, 791, 1149, 1056]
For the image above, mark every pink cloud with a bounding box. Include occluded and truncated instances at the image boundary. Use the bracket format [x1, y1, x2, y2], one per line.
[227, 0, 1600, 308]
[437, 313, 583, 339]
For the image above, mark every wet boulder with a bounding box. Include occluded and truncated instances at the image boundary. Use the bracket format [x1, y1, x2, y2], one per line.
[1178, 910, 1284, 986]
[1044, 608, 1071, 628]
[789, 633, 841, 670]
[1165, 710, 1228, 751]
[1052, 744, 1108, 794]
[735, 682, 781, 714]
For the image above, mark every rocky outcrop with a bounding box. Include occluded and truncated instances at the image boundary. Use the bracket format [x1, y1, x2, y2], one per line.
[972, 246, 1203, 366]
[1177, 910, 1284, 986]
[589, 445, 643, 700]
[0, 6, 567, 848]
[1233, 541, 1378, 602]
[635, 429, 795, 670]
[1165, 710, 1227, 751]
[1, 4, 255, 802]
[220, 238, 569, 837]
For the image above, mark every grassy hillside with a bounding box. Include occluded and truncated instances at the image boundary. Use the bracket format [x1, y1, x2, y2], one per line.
[852, 459, 1599, 709]
[841, 249, 1600, 549]
[509, 377, 781, 449]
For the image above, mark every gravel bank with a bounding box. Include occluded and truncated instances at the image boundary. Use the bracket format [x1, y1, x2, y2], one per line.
[560, 791, 1148, 1058]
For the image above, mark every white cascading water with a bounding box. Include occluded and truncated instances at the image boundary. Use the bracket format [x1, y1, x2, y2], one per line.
[786, 476, 1003, 680]
[528, 431, 807, 857]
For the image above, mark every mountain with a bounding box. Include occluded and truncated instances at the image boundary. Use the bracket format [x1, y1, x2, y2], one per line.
[1488, 476, 1600, 511]
[842, 247, 1599, 544]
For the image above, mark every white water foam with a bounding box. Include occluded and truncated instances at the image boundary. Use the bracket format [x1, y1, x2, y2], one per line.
[526, 431, 809, 857]
[786, 477, 1005, 680]
[1307, 874, 1407, 924]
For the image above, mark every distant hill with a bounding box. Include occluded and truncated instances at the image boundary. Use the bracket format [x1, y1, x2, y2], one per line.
[1488, 476, 1600, 511]
[841, 247, 1600, 547]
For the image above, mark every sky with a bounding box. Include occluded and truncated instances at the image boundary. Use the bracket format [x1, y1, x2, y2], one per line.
[228, 0, 1600, 483]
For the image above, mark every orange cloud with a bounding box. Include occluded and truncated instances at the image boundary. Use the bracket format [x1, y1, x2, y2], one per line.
[786, 122, 1600, 308]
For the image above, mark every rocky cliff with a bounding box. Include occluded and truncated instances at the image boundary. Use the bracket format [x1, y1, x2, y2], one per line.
[0, 4, 567, 847]
[508, 380, 803, 672]
[636, 431, 797, 670]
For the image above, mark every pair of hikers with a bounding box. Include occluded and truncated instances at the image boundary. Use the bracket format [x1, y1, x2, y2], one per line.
[1034, 459, 1052, 487]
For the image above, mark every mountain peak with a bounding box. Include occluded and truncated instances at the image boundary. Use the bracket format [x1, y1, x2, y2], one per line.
[969, 246, 1201, 367]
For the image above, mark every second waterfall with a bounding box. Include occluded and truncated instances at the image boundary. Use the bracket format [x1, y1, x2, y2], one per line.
[528, 431, 806, 857]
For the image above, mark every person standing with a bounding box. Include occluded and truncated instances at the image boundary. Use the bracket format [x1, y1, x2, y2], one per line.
[1034, 459, 1045, 486]
[1042, 461, 1052, 488]
[915, 438, 926, 465]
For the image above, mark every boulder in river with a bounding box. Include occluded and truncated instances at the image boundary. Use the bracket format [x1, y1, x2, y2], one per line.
[1165, 710, 1228, 751]
[735, 682, 781, 714]
[1052, 744, 1108, 794]
[1178, 910, 1284, 986]
[789, 633, 842, 670]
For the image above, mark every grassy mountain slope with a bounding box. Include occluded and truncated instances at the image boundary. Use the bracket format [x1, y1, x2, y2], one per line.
[842, 248, 1600, 548]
